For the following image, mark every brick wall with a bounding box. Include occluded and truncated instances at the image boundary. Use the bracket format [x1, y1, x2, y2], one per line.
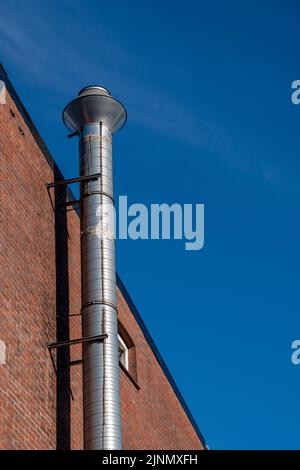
[0, 79, 204, 450]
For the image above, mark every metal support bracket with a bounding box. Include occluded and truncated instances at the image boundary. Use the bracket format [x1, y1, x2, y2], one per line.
[68, 131, 79, 139]
[46, 173, 101, 189]
[47, 334, 108, 400]
[57, 199, 80, 210]
[45, 173, 101, 213]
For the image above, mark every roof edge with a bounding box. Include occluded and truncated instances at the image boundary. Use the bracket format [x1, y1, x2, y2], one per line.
[116, 273, 207, 447]
[0, 63, 77, 207]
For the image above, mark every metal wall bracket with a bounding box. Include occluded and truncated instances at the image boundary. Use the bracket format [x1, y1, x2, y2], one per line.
[47, 334, 108, 400]
[45, 172, 101, 213]
[47, 333, 107, 351]
[46, 173, 101, 189]
[57, 199, 80, 211]
[68, 131, 79, 139]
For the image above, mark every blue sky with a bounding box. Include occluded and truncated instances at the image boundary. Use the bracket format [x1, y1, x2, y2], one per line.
[1, 0, 300, 449]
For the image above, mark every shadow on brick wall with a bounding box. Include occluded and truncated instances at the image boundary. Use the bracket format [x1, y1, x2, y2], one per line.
[54, 165, 71, 450]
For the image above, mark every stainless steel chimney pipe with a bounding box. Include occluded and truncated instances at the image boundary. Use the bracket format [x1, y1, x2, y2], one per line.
[63, 86, 126, 450]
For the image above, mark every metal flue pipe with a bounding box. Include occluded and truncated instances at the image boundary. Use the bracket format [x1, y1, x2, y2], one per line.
[62, 86, 126, 450]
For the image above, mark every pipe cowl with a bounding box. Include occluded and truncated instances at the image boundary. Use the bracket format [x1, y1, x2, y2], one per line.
[62, 85, 126, 134]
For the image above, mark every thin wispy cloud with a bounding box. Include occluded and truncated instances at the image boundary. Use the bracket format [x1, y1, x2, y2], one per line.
[0, 0, 292, 191]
